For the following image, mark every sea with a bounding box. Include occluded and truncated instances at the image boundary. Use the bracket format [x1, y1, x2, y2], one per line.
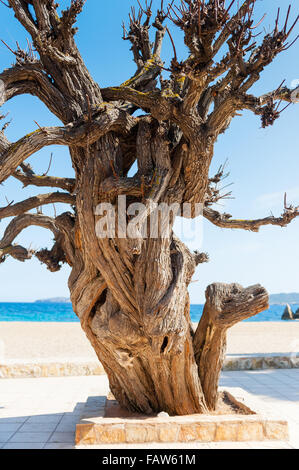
[0, 302, 297, 323]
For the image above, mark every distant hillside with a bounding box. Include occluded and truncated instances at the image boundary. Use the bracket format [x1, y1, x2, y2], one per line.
[270, 293, 299, 305]
[35, 297, 71, 303]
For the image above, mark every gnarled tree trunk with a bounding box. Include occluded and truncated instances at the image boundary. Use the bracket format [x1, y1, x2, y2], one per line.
[64, 127, 269, 415]
[67, 129, 209, 415]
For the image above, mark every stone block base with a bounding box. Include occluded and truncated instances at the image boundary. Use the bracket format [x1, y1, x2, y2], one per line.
[75, 388, 289, 445]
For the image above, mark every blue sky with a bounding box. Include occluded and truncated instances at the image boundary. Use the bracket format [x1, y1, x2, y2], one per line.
[0, 0, 298, 303]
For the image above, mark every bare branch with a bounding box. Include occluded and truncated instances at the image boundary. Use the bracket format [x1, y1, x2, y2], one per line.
[8, 0, 102, 118]
[102, 86, 158, 110]
[120, 1, 169, 97]
[0, 107, 137, 183]
[194, 250, 209, 265]
[13, 164, 75, 193]
[241, 84, 299, 108]
[8, 0, 39, 39]
[234, 84, 299, 127]
[197, 3, 299, 133]
[0, 213, 58, 250]
[0, 209, 75, 268]
[1, 38, 38, 65]
[262, 84, 298, 104]
[0, 63, 71, 122]
[60, 0, 86, 31]
[35, 239, 67, 272]
[0, 129, 10, 154]
[0, 192, 75, 219]
[0, 244, 34, 263]
[203, 203, 299, 232]
[101, 86, 181, 125]
[213, 0, 257, 55]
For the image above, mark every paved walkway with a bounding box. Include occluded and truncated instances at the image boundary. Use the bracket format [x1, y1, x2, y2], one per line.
[0, 370, 298, 449]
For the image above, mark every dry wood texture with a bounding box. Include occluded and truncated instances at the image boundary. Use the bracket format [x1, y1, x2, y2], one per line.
[0, 0, 298, 414]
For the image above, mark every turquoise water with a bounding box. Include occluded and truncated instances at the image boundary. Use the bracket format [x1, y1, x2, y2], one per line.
[0, 302, 298, 322]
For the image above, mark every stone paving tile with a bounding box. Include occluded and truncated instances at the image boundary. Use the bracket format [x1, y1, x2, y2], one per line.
[18, 422, 59, 433]
[0, 417, 28, 424]
[241, 386, 269, 393]
[58, 416, 81, 424]
[280, 371, 299, 377]
[49, 432, 75, 443]
[8, 431, 53, 443]
[0, 373, 298, 449]
[25, 414, 64, 424]
[0, 431, 15, 443]
[55, 422, 78, 433]
[0, 423, 22, 432]
[43, 443, 75, 449]
[252, 378, 285, 385]
[3, 442, 45, 449]
[270, 381, 294, 387]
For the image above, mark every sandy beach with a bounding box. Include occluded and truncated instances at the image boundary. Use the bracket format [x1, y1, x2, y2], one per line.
[0, 321, 298, 362]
